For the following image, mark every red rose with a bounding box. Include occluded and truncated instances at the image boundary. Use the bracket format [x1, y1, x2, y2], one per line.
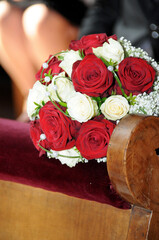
[35, 56, 63, 84]
[39, 101, 81, 151]
[69, 33, 117, 55]
[76, 117, 115, 160]
[71, 54, 114, 97]
[115, 57, 156, 95]
[30, 120, 50, 156]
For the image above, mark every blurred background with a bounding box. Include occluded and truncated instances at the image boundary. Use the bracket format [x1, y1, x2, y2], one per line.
[0, 65, 14, 119]
[0, 0, 89, 120]
[0, 0, 93, 121]
[0, 0, 158, 121]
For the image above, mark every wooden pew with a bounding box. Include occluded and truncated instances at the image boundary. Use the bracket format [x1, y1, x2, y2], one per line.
[0, 114, 158, 240]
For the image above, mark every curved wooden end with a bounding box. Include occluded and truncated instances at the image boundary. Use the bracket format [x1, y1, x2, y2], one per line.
[107, 114, 159, 211]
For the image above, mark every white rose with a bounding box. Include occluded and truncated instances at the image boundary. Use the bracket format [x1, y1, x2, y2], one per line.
[93, 38, 124, 64]
[59, 50, 82, 77]
[27, 81, 49, 119]
[67, 92, 98, 122]
[47, 72, 75, 103]
[47, 147, 82, 167]
[100, 95, 129, 121]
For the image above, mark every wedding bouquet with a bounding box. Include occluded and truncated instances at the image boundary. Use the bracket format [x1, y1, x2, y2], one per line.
[27, 33, 159, 167]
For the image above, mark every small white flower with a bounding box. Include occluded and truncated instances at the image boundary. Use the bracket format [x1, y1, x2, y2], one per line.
[40, 134, 46, 140]
[100, 95, 129, 121]
[47, 72, 75, 102]
[44, 76, 50, 83]
[27, 81, 49, 119]
[96, 157, 107, 163]
[42, 63, 48, 69]
[107, 66, 114, 72]
[59, 50, 82, 77]
[67, 92, 98, 122]
[93, 38, 124, 64]
[129, 91, 159, 116]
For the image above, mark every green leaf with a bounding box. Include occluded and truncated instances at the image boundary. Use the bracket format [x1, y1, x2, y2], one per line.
[100, 57, 118, 68]
[111, 90, 116, 95]
[100, 57, 109, 67]
[59, 102, 67, 108]
[101, 97, 107, 103]
[92, 96, 102, 103]
[34, 102, 41, 107]
[127, 94, 136, 105]
[58, 55, 64, 61]
[49, 96, 70, 117]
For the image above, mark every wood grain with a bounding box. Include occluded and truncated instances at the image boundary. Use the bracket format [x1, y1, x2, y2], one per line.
[107, 114, 159, 211]
[0, 180, 151, 240]
[127, 205, 152, 240]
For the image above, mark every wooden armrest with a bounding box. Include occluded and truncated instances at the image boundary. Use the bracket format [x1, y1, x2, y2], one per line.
[107, 114, 159, 211]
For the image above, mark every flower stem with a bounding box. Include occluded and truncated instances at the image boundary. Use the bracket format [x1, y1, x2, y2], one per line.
[39, 144, 82, 159]
[113, 70, 128, 98]
[49, 96, 70, 117]
[100, 56, 128, 99]
[58, 154, 82, 159]
[40, 50, 68, 80]
[53, 76, 68, 106]
[38, 144, 52, 154]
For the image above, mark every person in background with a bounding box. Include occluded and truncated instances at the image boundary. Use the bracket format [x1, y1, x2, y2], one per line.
[0, 0, 90, 121]
[79, 0, 159, 62]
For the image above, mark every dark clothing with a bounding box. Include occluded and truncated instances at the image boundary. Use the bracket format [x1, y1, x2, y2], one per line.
[6, 0, 88, 26]
[79, 0, 120, 37]
[79, 0, 159, 61]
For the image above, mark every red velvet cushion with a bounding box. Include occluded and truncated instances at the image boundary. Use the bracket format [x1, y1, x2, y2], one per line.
[0, 118, 130, 209]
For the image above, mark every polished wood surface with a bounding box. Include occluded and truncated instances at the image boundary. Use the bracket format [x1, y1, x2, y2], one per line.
[107, 114, 159, 211]
[0, 180, 152, 240]
[127, 205, 152, 240]
[148, 211, 159, 240]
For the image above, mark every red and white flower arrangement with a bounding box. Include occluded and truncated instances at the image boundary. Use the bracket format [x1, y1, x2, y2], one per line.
[27, 33, 159, 167]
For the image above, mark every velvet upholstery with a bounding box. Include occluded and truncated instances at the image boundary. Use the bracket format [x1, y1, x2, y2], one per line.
[0, 118, 130, 209]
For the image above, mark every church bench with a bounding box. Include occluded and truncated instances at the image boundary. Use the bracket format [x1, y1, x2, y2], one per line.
[0, 114, 158, 240]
